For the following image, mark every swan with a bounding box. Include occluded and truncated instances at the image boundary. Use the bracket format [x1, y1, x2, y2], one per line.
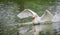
[17, 9, 53, 23]
[17, 9, 53, 35]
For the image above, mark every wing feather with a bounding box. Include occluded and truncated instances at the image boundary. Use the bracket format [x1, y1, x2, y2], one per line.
[17, 9, 38, 19]
[41, 10, 53, 21]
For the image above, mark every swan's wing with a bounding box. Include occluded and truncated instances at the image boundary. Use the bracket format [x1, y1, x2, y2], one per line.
[41, 10, 53, 21]
[17, 9, 38, 19]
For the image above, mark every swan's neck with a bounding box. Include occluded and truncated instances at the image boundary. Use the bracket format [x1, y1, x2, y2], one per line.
[34, 15, 39, 19]
[32, 15, 39, 23]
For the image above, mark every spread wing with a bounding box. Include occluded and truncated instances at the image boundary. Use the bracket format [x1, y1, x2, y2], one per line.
[17, 9, 38, 19]
[41, 10, 53, 21]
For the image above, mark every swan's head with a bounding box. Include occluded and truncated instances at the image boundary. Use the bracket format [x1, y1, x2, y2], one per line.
[33, 14, 39, 19]
[32, 15, 40, 23]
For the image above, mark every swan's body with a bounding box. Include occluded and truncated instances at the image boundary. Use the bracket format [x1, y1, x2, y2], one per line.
[17, 9, 53, 35]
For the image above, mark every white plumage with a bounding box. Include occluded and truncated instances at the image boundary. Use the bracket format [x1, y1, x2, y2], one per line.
[17, 9, 53, 35]
[40, 10, 53, 22]
[17, 9, 53, 23]
[17, 9, 38, 19]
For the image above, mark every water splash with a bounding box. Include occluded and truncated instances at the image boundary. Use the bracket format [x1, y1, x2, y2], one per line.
[52, 5, 60, 35]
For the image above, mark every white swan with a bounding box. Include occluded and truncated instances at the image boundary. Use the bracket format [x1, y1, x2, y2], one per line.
[17, 9, 53, 23]
[17, 9, 53, 35]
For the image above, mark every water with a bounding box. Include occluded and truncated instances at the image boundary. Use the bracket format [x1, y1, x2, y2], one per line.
[0, 1, 60, 35]
[52, 5, 60, 35]
[0, 2, 20, 35]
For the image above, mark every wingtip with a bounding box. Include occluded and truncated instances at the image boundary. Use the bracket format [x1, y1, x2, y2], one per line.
[46, 10, 49, 12]
[23, 9, 31, 12]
